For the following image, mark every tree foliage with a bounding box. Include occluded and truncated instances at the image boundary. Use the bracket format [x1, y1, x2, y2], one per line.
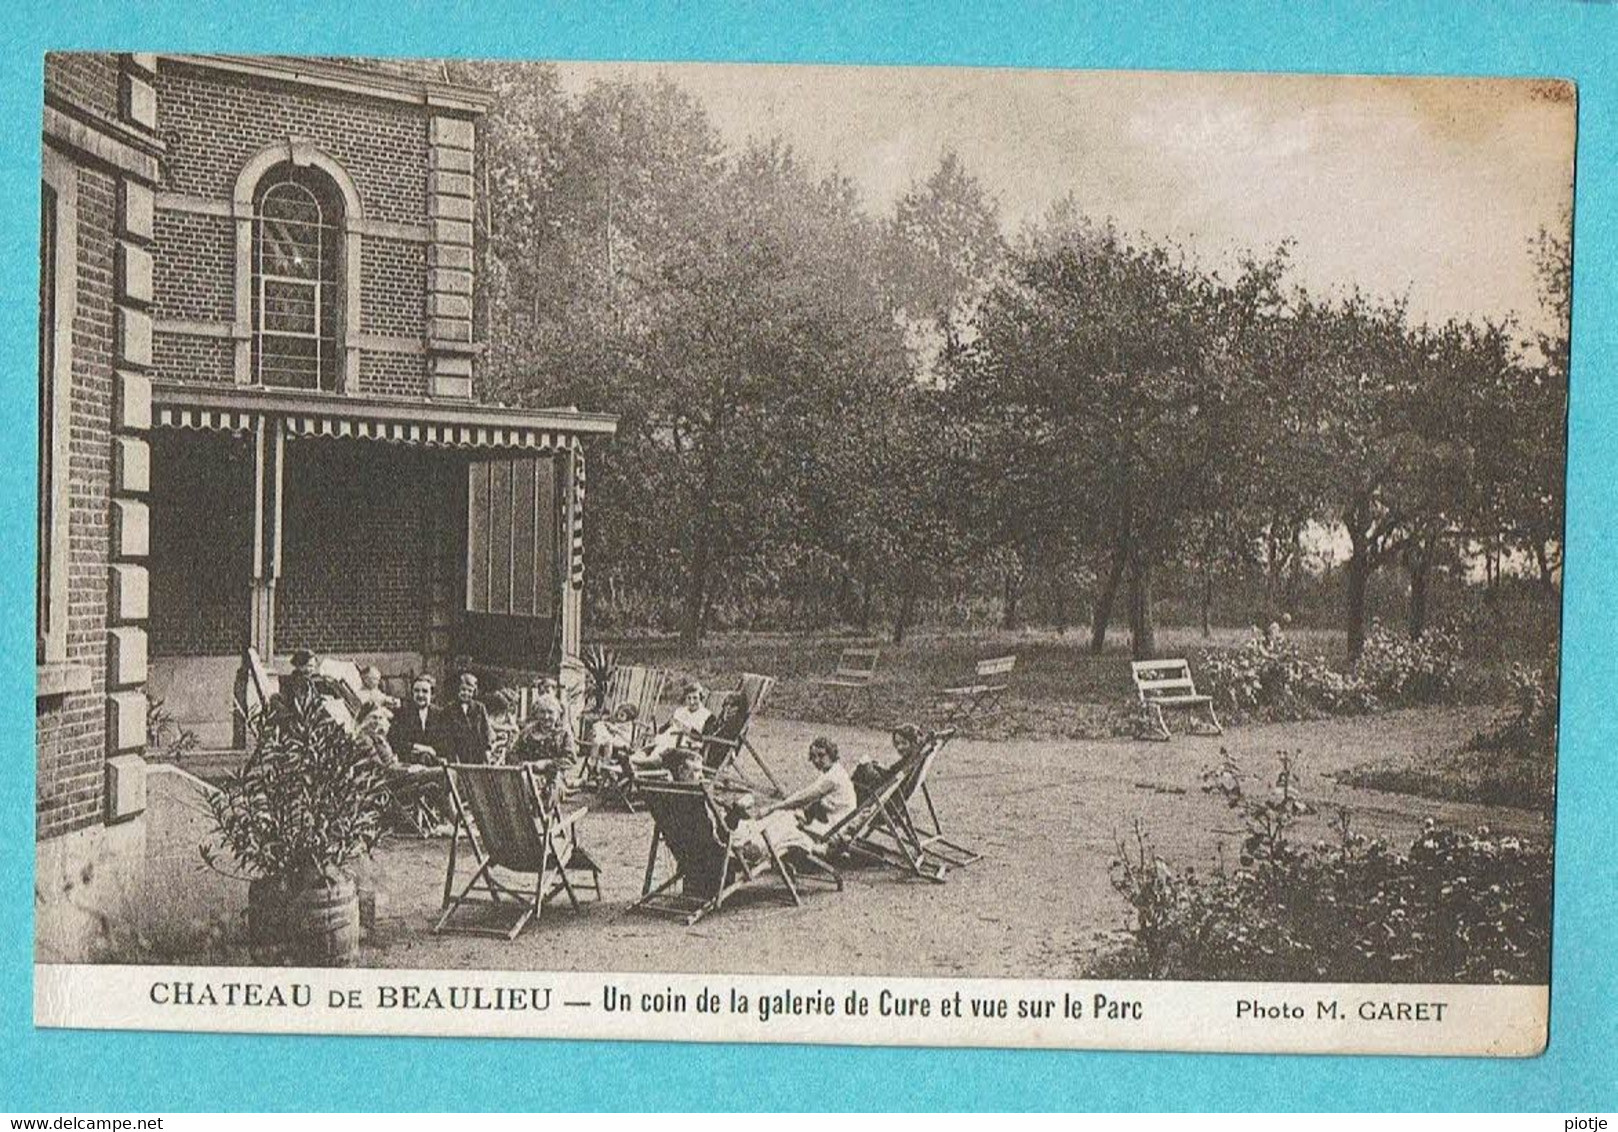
[456, 63, 1568, 659]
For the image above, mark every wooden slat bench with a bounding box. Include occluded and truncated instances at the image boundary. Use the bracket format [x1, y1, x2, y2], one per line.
[1130, 658, 1222, 741]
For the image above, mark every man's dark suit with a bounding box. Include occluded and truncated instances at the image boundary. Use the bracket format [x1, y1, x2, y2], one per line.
[388, 704, 446, 766]
[438, 699, 492, 764]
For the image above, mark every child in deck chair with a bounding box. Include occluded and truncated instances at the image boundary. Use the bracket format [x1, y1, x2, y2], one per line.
[734, 737, 857, 858]
[587, 702, 639, 764]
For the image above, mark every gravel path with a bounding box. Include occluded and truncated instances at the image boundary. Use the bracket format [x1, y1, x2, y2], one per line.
[347, 705, 1548, 977]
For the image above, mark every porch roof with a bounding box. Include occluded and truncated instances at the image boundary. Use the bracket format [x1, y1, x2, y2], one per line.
[151, 381, 617, 450]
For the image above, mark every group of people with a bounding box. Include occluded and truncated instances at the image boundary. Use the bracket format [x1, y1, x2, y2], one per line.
[276, 648, 930, 853]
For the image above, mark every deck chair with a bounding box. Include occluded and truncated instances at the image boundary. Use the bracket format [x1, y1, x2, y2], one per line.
[602, 664, 669, 746]
[1131, 658, 1223, 741]
[935, 655, 1016, 728]
[812, 648, 880, 717]
[884, 728, 980, 867]
[696, 673, 783, 794]
[633, 782, 841, 925]
[436, 763, 602, 940]
[813, 739, 951, 883]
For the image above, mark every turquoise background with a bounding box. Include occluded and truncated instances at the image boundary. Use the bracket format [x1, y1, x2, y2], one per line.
[5, 0, 1614, 1112]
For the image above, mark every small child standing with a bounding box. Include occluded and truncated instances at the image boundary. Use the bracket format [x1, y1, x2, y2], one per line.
[355, 665, 401, 711]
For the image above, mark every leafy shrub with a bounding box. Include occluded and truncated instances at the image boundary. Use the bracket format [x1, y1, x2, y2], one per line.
[1099, 754, 1551, 982]
[147, 698, 200, 761]
[202, 693, 390, 885]
[1196, 630, 1374, 721]
[1472, 645, 1560, 760]
[1353, 620, 1463, 706]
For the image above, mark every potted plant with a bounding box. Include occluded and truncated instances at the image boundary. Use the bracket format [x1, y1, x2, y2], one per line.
[203, 692, 390, 965]
[580, 643, 618, 715]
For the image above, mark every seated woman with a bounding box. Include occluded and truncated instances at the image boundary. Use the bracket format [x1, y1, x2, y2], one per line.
[696, 691, 751, 775]
[732, 736, 856, 858]
[645, 680, 714, 759]
[850, 722, 924, 800]
[486, 687, 522, 765]
[587, 702, 639, 767]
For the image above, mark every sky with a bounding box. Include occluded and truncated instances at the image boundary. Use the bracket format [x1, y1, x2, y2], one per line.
[554, 62, 1575, 336]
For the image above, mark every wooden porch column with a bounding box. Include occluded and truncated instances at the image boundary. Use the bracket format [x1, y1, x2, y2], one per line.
[248, 417, 284, 660]
[560, 446, 583, 660]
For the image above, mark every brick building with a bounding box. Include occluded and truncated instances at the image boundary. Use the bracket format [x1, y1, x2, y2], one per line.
[38, 54, 614, 959]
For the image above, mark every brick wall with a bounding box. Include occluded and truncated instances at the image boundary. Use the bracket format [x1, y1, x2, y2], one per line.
[148, 431, 252, 657]
[44, 53, 121, 120]
[153, 332, 232, 385]
[360, 236, 425, 337]
[357, 351, 429, 398]
[152, 211, 232, 322]
[36, 164, 116, 842]
[276, 439, 441, 653]
[155, 64, 430, 225]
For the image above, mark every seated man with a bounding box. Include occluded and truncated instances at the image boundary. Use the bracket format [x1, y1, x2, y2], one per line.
[733, 737, 856, 858]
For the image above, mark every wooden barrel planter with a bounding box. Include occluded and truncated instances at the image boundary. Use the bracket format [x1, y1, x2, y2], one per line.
[248, 873, 361, 966]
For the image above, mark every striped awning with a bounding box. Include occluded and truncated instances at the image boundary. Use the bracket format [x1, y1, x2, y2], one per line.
[154, 406, 581, 451]
[154, 406, 260, 433]
[282, 414, 578, 450]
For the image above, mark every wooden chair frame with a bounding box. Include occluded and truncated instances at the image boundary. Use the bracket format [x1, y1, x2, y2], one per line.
[935, 654, 1016, 728]
[813, 739, 952, 883]
[886, 728, 980, 867]
[436, 763, 602, 940]
[696, 673, 784, 794]
[812, 647, 880, 718]
[633, 782, 840, 926]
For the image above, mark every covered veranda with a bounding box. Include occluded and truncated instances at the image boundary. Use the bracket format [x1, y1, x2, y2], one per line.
[145, 382, 615, 747]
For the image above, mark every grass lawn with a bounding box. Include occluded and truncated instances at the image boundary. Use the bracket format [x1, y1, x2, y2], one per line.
[589, 624, 1351, 741]
[1333, 729, 1557, 812]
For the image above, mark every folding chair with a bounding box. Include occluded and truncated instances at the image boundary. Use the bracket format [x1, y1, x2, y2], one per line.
[383, 764, 449, 839]
[886, 728, 980, 867]
[813, 739, 951, 883]
[633, 782, 840, 926]
[696, 673, 784, 794]
[935, 655, 1016, 729]
[436, 763, 602, 939]
[812, 648, 880, 717]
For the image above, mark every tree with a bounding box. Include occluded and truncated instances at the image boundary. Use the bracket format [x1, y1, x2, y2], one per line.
[952, 216, 1291, 659]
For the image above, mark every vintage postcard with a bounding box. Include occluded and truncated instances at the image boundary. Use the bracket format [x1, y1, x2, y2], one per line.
[34, 54, 1569, 1056]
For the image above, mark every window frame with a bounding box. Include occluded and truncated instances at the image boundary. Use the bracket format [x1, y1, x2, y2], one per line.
[250, 166, 343, 391]
[38, 148, 84, 693]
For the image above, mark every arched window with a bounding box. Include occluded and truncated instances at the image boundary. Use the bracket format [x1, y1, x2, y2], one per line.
[252, 163, 343, 390]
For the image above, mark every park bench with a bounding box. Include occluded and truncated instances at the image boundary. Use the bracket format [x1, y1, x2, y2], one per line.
[935, 654, 1016, 728]
[1130, 658, 1223, 741]
[813, 647, 881, 717]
